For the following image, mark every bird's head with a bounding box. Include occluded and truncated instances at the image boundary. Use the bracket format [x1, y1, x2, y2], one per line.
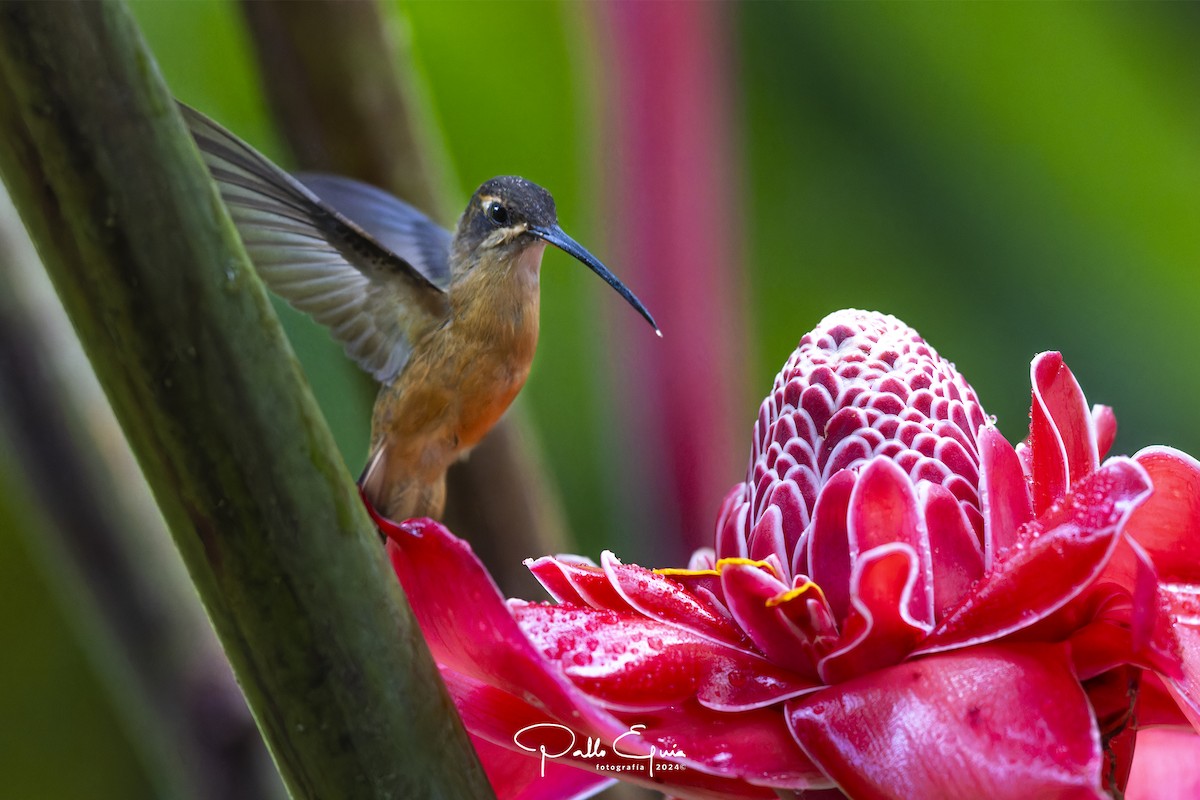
[455, 176, 659, 334]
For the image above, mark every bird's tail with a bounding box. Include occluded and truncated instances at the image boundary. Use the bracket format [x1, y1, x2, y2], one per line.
[358, 444, 446, 521]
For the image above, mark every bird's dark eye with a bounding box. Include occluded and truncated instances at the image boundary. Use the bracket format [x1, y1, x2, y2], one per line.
[486, 201, 510, 226]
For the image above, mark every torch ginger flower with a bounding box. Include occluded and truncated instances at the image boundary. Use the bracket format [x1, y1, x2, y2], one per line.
[376, 309, 1200, 799]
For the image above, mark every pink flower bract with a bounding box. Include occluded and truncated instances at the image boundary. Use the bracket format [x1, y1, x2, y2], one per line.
[376, 309, 1200, 799]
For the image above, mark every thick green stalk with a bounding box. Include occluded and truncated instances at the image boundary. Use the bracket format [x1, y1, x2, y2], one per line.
[0, 188, 279, 800]
[0, 2, 492, 798]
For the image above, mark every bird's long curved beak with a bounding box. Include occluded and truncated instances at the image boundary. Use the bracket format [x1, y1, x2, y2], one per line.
[529, 224, 661, 336]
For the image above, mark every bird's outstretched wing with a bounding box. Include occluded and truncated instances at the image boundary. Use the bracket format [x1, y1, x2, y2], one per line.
[294, 174, 453, 292]
[181, 104, 451, 385]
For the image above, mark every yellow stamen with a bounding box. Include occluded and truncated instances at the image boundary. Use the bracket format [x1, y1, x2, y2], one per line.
[765, 579, 828, 608]
[715, 557, 776, 573]
[655, 557, 780, 579]
[655, 567, 719, 577]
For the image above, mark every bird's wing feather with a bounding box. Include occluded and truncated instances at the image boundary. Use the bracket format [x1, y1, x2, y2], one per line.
[181, 104, 450, 385]
[294, 174, 453, 292]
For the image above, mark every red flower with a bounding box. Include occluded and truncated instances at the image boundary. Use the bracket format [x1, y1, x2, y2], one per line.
[376, 310, 1200, 799]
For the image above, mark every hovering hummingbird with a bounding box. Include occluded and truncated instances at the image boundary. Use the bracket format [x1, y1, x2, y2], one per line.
[182, 106, 659, 522]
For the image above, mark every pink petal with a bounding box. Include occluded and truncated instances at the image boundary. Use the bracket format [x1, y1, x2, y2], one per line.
[1128, 446, 1200, 583]
[715, 486, 750, 561]
[447, 670, 779, 800]
[1120, 447, 1200, 717]
[787, 644, 1106, 800]
[379, 514, 632, 743]
[1086, 529, 1184, 687]
[1017, 438, 1034, 480]
[977, 424, 1034, 565]
[807, 469, 856, 621]
[763, 578, 841, 657]
[688, 547, 717, 570]
[1124, 728, 1200, 800]
[1138, 671, 1194, 727]
[917, 458, 1152, 655]
[769, 479, 811, 562]
[747, 505, 786, 565]
[1029, 352, 1099, 516]
[635, 700, 830, 791]
[380, 512, 815, 797]
[721, 562, 822, 678]
[848, 457, 934, 627]
[1092, 405, 1116, 460]
[469, 733, 613, 800]
[818, 544, 932, 684]
[1067, 615, 1162, 682]
[1026, 575, 1180, 686]
[510, 601, 813, 713]
[1160, 586, 1200, 731]
[526, 557, 632, 611]
[920, 483, 985, 621]
[653, 568, 729, 626]
[601, 553, 744, 647]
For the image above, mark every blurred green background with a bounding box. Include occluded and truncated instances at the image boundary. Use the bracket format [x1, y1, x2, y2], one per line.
[4, 1, 1199, 796]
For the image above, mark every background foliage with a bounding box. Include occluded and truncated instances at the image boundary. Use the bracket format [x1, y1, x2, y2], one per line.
[4, 2, 1198, 796]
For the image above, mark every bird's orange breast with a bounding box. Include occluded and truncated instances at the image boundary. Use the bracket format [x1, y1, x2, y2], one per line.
[369, 248, 542, 480]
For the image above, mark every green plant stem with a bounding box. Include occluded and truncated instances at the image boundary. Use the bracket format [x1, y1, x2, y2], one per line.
[0, 188, 279, 800]
[0, 2, 492, 798]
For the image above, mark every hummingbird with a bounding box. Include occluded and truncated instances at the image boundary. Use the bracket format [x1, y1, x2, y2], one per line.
[181, 106, 659, 521]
